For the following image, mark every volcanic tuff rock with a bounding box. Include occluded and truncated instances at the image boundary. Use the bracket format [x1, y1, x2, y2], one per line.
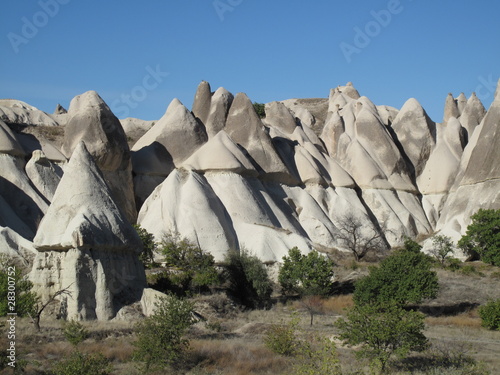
[31, 142, 145, 320]
[62, 91, 137, 222]
[0, 79, 499, 321]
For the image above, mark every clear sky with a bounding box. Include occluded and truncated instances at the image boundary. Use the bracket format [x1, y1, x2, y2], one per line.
[1, 0, 499, 122]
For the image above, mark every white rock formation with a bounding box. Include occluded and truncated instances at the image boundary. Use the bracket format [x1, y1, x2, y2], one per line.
[31, 142, 145, 320]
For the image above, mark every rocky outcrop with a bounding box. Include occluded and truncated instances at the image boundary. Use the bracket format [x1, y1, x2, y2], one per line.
[25, 150, 63, 202]
[62, 91, 136, 222]
[0, 100, 59, 127]
[31, 142, 146, 320]
[131, 98, 208, 206]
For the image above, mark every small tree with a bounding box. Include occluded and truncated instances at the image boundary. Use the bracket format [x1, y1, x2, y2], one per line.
[354, 238, 439, 307]
[458, 209, 500, 266]
[279, 247, 334, 297]
[158, 232, 220, 294]
[223, 249, 272, 309]
[279, 248, 335, 325]
[335, 213, 388, 261]
[253, 102, 266, 118]
[133, 294, 195, 372]
[430, 235, 455, 266]
[133, 224, 157, 268]
[28, 285, 73, 332]
[335, 301, 428, 373]
[478, 299, 500, 330]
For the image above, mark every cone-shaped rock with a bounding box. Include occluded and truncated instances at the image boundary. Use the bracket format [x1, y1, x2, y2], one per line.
[26, 150, 62, 202]
[205, 87, 233, 137]
[34, 142, 140, 251]
[132, 98, 208, 165]
[62, 91, 129, 171]
[54, 104, 67, 115]
[192, 81, 212, 125]
[264, 101, 298, 134]
[456, 93, 467, 115]
[460, 93, 486, 140]
[225, 93, 293, 183]
[391, 98, 436, 177]
[443, 93, 460, 122]
[31, 142, 145, 320]
[62, 91, 136, 221]
[182, 131, 257, 176]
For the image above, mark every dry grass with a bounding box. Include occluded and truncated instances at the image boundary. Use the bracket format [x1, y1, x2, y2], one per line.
[426, 308, 482, 329]
[84, 338, 135, 362]
[321, 295, 355, 315]
[188, 338, 290, 375]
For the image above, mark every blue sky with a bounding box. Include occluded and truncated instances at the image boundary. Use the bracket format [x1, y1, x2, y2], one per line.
[1, 0, 499, 122]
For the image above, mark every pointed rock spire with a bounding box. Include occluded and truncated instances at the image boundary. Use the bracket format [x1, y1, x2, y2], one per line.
[54, 103, 67, 115]
[192, 81, 212, 125]
[205, 87, 233, 137]
[34, 142, 141, 251]
[443, 93, 460, 122]
[456, 93, 467, 115]
[392, 98, 436, 177]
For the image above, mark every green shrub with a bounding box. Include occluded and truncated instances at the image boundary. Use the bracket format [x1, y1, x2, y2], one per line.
[0, 258, 38, 317]
[133, 294, 195, 372]
[253, 102, 266, 118]
[292, 335, 341, 375]
[430, 235, 455, 266]
[279, 247, 335, 297]
[223, 249, 272, 309]
[335, 301, 428, 372]
[458, 209, 500, 266]
[264, 313, 301, 356]
[354, 238, 439, 307]
[447, 258, 462, 271]
[479, 299, 500, 330]
[52, 351, 111, 375]
[157, 232, 220, 295]
[63, 320, 89, 347]
[133, 224, 157, 268]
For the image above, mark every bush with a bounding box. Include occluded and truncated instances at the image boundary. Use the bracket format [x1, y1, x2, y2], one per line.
[335, 301, 428, 372]
[63, 320, 89, 347]
[133, 294, 195, 372]
[354, 238, 439, 307]
[253, 102, 266, 118]
[52, 351, 111, 375]
[292, 335, 341, 375]
[430, 235, 455, 266]
[264, 313, 301, 356]
[157, 232, 220, 295]
[223, 249, 272, 309]
[133, 224, 157, 268]
[479, 299, 500, 330]
[458, 209, 500, 266]
[278, 247, 335, 297]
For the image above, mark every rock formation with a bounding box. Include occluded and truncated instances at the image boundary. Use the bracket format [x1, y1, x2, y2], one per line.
[0, 79, 498, 320]
[31, 142, 145, 320]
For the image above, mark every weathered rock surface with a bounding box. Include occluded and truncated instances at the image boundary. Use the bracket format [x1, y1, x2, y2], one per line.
[62, 91, 136, 222]
[0, 100, 59, 127]
[31, 142, 145, 320]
